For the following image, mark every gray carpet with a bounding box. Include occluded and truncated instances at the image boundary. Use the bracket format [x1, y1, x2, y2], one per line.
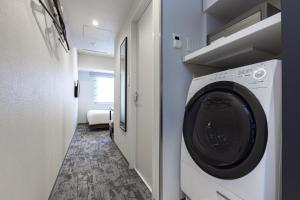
[49, 124, 152, 200]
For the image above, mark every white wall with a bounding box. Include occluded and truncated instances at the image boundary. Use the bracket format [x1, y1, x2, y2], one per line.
[114, 2, 161, 199]
[77, 53, 115, 123]
[78, 52, 114, 72]
[113, 0, 150, 173]
[114, 20, 135, 167]
[0, 1, 78, 200]
[78, 71, 114, 123]
[113, 0, 148, 172]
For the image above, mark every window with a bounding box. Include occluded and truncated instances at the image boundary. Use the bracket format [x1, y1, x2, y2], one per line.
[93, 76, 114, 103]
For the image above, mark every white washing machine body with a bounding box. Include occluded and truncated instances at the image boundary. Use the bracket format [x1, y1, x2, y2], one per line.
[181, 60, 282, 200]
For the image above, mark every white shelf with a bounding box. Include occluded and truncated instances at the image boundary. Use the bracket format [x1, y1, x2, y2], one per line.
[204, 0, 267, 19]
[184, 13, 281, 67]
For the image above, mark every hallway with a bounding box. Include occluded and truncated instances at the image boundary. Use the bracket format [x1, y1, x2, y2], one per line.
[50, 125, 151, 200]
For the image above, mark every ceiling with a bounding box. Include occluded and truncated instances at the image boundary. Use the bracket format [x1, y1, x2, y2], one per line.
[60, 0, 137, 56]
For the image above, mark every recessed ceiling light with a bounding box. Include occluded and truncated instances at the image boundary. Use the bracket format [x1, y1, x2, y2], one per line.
[92, 20, 99, 26]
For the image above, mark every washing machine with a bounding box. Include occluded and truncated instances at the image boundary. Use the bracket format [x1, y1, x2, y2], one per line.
[181, 60, 282, 200]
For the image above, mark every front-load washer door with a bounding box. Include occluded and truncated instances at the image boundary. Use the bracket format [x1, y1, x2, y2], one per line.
[183, 81, 267, 179]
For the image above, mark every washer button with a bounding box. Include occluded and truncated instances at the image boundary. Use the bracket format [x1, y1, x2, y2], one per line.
[253, 68, 267, 79]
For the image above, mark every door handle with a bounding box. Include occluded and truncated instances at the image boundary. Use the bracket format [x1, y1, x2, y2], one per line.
[134, 91, 139, 104]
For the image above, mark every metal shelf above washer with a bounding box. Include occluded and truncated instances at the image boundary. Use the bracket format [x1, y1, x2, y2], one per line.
[183, 13, 281, 68]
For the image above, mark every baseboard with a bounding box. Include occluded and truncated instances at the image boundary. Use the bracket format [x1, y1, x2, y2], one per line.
[134, 168, 152, 193]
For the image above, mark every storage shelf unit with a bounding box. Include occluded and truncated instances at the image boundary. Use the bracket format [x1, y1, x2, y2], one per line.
[184, 13, 281, 67]
[204, 0, 267, 19]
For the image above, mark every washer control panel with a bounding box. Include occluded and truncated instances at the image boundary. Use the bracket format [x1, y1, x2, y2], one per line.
[253, 68, 267, 79]
[207, 64, 268, 83]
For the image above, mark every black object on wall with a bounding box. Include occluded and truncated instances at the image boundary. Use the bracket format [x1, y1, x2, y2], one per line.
[74, 80, 80, 98]
[282, 1, 300, 199]
[120, 37, 127, 132]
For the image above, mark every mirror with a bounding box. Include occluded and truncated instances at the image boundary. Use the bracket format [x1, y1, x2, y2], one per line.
[120, 37, 127, 132]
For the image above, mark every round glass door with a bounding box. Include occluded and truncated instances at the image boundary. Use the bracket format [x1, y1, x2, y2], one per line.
[183, 81, 267, 179]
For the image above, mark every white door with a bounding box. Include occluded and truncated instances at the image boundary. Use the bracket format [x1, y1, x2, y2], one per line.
[136, 1, 154, 188]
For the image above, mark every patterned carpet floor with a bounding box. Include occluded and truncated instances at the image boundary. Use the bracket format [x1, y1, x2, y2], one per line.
[49, 124, 152, 200]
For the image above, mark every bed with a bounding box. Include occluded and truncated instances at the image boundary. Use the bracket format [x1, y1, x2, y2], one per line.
[87, 110, 113, 129]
